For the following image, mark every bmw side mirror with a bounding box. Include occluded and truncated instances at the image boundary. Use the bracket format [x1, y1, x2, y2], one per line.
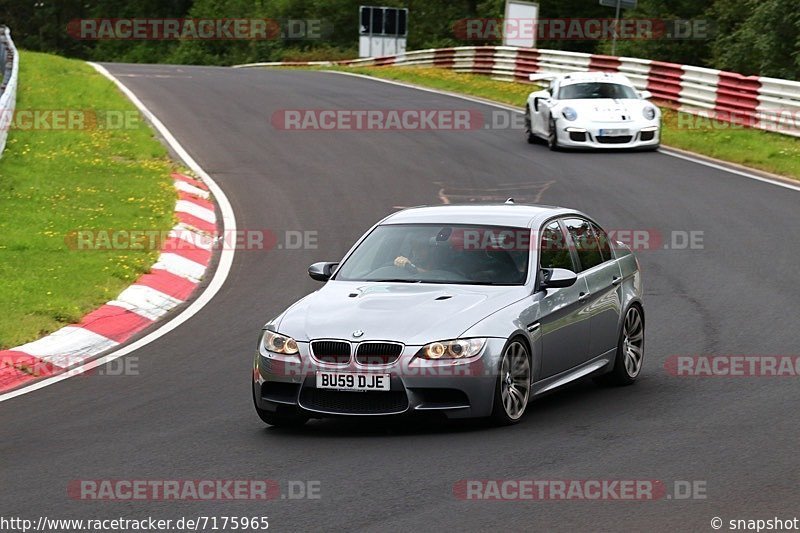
[638, 90, 653, 100]
[539, 268, 577, 289]
[308, 262, 338, 282]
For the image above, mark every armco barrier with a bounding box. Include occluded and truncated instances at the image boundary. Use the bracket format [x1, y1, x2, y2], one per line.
[0, 26, 19, 156]
[236, 46, 800, 137]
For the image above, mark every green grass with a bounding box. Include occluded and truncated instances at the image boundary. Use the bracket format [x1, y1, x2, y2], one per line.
[322, 66, 800, 180]
[659, 108, 800, 177]
[0, 51, 176, 349]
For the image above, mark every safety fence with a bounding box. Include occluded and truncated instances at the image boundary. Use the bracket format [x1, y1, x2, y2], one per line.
[0, 26, 19, 156]
[237, 46, 800, 137]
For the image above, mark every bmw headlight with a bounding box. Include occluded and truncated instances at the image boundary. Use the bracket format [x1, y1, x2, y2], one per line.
[643, 106, 657, 120]
[261, 330, 299, 355]
[561, 107, 578, 121]
[418, 338, 486, 360]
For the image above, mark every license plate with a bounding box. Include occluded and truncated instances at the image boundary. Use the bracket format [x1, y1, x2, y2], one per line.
[316, 371, 391, 391]
[599, 128, 629, 137]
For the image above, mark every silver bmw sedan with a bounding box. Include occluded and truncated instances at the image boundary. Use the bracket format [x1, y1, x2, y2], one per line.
[253, 203, 644, 426]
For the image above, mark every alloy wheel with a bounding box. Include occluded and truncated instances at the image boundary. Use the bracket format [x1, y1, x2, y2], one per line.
[622, 307, 644, 377]
[500, 341, 531, 420]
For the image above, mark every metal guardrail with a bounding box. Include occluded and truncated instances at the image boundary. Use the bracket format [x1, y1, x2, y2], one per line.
[237, 46, 800, 138]
[0, 26, 19, 156]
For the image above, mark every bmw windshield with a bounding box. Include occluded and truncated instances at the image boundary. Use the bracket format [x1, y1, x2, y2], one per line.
[334, 224, 530, 285]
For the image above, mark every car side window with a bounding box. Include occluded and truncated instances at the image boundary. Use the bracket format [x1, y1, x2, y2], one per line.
[563, 218, 604, 271]
[592, 223, 613, 262]
[539, 221, 575, 271]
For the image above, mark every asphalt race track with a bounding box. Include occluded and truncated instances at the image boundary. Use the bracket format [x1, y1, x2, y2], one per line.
[2, 64, 799, 531]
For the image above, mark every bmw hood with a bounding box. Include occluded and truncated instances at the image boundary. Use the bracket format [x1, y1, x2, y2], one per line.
[276, 281, 528, 345]
[561, 98, 654, 123]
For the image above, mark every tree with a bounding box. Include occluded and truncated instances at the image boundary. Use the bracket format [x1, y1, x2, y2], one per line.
[600, 0, 711, 66]
[709, 0, 800, 78]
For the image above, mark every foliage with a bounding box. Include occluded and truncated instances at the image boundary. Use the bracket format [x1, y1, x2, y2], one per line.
[0, 0, 796, 77]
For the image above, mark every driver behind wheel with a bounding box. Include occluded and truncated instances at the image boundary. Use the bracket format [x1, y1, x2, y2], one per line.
[394, 237, 434, 272]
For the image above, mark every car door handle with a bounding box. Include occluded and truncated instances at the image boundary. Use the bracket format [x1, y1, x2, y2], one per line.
[612, 276, 622, 286]
[578, 292, 591, 302]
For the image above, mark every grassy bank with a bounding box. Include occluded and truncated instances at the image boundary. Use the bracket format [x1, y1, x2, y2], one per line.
[323, 66, 800, 180]
[0, 51, 176, 348]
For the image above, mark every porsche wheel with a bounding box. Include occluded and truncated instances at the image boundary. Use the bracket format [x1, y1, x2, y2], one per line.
[524, 107, 537, 144]
[547, 117, 559, 151]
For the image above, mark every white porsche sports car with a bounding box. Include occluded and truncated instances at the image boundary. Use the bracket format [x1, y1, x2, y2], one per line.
[524, 71, 661, 151]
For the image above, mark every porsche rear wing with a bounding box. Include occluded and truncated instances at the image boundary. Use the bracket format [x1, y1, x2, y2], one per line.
[528, 73, 558, 82]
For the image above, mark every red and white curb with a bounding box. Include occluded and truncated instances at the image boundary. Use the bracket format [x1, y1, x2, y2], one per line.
[0, 173, 217, 392]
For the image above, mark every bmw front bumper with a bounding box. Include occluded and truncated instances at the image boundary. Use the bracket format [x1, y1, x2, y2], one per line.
[253, 338, 507, 420]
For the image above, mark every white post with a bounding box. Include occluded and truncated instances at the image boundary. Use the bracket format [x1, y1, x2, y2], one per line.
[611, 0, 621, 56]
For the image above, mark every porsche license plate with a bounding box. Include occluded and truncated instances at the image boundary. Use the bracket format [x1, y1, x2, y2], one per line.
[598, 128, 629, 137]
[316, 371, 390, 391]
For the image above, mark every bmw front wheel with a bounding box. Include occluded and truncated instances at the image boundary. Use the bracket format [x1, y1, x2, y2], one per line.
[253, 385, 308, 427]
[491, 339, 532, 425]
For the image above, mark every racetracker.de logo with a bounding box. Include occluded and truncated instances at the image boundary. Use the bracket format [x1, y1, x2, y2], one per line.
[67, 479, 322, 500]
[67, 18, 327, 41]
[676, 109, 800, 134]
[68, 479, 279, 500]
[64, 229, 318, 252]
[664, 355, 800, 377]
[453, 18, 711, 40]
[271, 109, 484, 131]
[0, 109, 140, 131]
[453, 479, 707, 500]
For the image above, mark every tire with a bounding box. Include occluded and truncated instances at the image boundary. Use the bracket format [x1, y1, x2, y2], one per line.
[253, 385, 308, 427]
[524, 106, 537, 144]
[547, 117, 559, 151]
[595, 305, 645, 386]
[490, 338, 532, 425]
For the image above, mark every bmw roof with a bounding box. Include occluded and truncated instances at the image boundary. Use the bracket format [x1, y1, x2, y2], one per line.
[382, 203, 580, 228]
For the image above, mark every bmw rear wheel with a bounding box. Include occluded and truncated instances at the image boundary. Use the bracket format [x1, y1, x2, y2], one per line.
[491, 339, 532, 425]
[596, 305, 645, 386]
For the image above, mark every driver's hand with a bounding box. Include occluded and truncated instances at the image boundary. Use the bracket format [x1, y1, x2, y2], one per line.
[394, 256, 410, 268]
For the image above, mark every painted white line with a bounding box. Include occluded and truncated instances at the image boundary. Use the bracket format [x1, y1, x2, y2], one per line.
[0, 63, 238, 403]
[324, 70, 800, 194]
[656, 148, 800, 193]
[322, 70, 522, 112]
